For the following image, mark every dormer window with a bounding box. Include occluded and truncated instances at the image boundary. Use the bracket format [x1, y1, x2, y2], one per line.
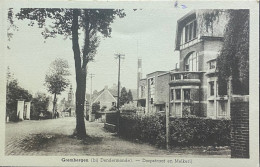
[183, 20, 197, 44]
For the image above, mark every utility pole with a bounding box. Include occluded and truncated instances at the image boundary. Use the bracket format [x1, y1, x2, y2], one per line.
[115, 53, 125, 132]
[115, 53, 125, 110]
[88, 73, 95, 122]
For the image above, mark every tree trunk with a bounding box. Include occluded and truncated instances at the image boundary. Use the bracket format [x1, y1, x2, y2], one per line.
[72, 9, 87, 139]
[52, 93, 57, 119]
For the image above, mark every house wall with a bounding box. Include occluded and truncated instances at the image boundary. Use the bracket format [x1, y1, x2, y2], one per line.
[156, 73, 170, 104]
[145, 71, 167, 114]
[95, 90, 116, 110]
[179, 41, 204, 72]
[172, 10, 230, 119]
[197, 10, 228, 37]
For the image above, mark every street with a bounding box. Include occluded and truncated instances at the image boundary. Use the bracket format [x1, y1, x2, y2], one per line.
[5, 117, 230, 157]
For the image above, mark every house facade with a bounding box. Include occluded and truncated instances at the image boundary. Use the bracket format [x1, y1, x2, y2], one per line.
[170, 10, 230, 119]
[92, 86, 117, 110]
[136, 71, 171, 114]
[137, 10, 231, 119]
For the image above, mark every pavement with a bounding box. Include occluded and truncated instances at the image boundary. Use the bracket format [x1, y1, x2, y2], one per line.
[5, 117, 231, 157]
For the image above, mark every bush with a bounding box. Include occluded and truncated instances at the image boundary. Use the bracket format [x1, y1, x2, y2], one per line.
[169, 118, 230, 147]
[120, 103, 138, 113]
[109, 106, 117, 111]
[100, 105, 107, 112]
[119, 114, 166, 147]
[118, 115, 231, 148]
[106, 112, 118, 125]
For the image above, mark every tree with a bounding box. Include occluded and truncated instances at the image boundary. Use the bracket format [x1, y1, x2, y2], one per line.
[9, 8, 125, 138]
[6, 74, 32, 121]
[92, 102, 100, 114]
[119, 87, 128, 106]
[202, 9, 249, 95]
[44, 58, 70, 118]
[127, 89, 133, 103]
[31, 92, 50, 120]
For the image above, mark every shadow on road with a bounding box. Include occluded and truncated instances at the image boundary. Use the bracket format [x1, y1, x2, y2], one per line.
[20, 133, 103, 152]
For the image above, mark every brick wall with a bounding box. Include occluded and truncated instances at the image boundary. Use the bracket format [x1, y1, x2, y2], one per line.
[230, 100, 249, 158]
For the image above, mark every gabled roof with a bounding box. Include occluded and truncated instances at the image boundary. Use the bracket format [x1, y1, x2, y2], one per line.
[93, 89, 117, 104]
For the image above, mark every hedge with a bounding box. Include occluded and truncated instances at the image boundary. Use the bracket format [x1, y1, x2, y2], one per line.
[118, 114, 231, 148]
[106, 112, 118, 126]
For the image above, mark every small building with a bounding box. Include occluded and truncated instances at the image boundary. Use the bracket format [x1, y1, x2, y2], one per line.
[137, 71, 170, 114]
[92, 86, 117, 110]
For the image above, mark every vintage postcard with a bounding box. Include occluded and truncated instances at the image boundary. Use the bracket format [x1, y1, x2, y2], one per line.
[0, 0, 259, 166]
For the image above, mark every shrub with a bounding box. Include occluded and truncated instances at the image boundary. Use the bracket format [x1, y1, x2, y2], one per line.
[119, 114, 166, 148]
[100, 105, 107, 112]
[120, 103, 138, 113]
[106, 112, 118, 125]
[109, 106, 117, 111]
[118, 115, 231, 148]
[169, 118, 231, 146]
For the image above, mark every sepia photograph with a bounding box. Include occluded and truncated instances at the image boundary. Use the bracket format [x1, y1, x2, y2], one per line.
[0, 0, 259, 166]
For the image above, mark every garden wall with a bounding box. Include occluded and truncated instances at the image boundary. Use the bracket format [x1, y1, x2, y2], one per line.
[230, 96, 249, 158]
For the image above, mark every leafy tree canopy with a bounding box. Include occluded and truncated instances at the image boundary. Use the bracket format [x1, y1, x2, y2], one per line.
[120, 87, 128, 106]
[6, 70, 32, 121]
[127, 89, 133, 103]
[202, 9, 249, 95]
[44, 58, 70, 95]
[8, 8, 126, 138]
[30, 92, 51, 120]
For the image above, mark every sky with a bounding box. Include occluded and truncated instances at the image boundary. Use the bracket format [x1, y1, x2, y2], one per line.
[6, 8, 189, 100]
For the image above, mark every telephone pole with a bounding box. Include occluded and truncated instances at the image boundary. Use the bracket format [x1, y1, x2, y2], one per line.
[115, 53, 125, 132]
[115, 53, 125, 110]
[88, 73, 95, 122]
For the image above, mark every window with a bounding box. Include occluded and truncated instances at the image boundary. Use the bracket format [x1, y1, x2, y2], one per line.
[171, 89, 174, 100]
[150, 78, 154, 85]
[183, 20, 197, 44]
[141, 86, 145, 97]
[218, 101, 227, 116]
[209, 60, 216, 69]
[183, 89, 190, 100]
[175, 89, 181, 100]
[112, 102, 116, 106]
[189, 22, 193, 41]
[171, 75, 174, 81]
[209, 81, 214, 96]
[217, 82, 227, 95]
[150, 98, 153, 104]
[193, 20, 197, 38]
[185, 25, 189, 43]
[175, 74, 181, 80]
[185, 52, 198, 71]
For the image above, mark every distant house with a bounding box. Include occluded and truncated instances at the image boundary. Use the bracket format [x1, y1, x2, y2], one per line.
[87, 84, 137, 111]
[92, 86, 117, 110]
